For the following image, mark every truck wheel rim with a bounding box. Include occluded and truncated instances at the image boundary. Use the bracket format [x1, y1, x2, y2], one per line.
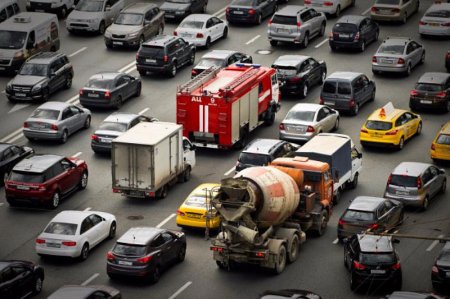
[35, 277, 42, 292]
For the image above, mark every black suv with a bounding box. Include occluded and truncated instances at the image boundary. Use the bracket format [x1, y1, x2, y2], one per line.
[0, 260, 44, 299]
[136, 35, 195, 77]
[329, 15, 379, 52]
[431, 241, 450, 292]
[236, 139, 298, 172]
[344, 234, 402, 292]
[6, 52, 73, 102]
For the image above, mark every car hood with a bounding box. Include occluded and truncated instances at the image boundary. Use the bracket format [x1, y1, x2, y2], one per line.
[11, 75, 46, 87]
[160, 2, 190, 11]
[67, 10, 103, 21]
[107, 24, 142, 35]
[0, 48, 23, 60]
[93, 129, 123, 138]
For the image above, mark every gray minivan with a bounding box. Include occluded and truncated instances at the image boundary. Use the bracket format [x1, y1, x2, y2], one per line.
[320, 72, 376, 116]
[0, 0, 20, 23]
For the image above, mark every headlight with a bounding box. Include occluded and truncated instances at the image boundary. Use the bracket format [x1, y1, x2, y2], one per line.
[175, 11, 185, 15]
[104, 31, 112, 37]
[86, 19, 96, 23]
[6, 81, 12, 91]
[128, 31, 140, 38]
[32, 85, 42, 93]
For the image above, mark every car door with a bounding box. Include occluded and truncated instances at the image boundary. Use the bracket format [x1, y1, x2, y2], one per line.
[360, 75, 372, 103]
[69, 106, 85, 131]
[143, 9, 156, 39]
[309, 9, 322, 35]
[352, 77, 365, 107]
[211, 17, 224, 41]
[48, 61, 63, 93]
[322, 106, 336, 131]
[0, 267, 26, 298]
[429, 167, 442, 197]
[151, 234, 171, 266]
[10, 265, 34, 297]
[114, 76, 128, 100]
[402, 112, 416, 138]
[80, 217, 97, 247]
[59, 158, 79, 193]
[411, 41, 422, 66]
[176, 38, 190, 64]
[161, 232, 177, 261]
[89, 214, 109, 245]
[367, 18, 377, 42]
[308, 58, 322, 85]
[0, 147, 15, 175]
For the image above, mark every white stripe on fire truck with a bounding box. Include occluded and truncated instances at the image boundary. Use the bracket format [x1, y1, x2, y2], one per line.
[205, 105, 209, 133]
[258, 90, 271, 103]
[199, 105, 204, 132]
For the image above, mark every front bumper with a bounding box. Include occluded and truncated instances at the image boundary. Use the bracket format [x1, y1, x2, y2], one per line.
[66, 20, 100, 32]
[6, 88, 46, 102]
[105, 36, 141, 48]
[136, 63, 172, 74]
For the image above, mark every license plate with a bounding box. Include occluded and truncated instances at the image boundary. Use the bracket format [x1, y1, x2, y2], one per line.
[181, 33, 192, 38]
[233, 11, 244, 14]
[146, 59, 156, 63]
[382, 59, 393, 64]
[370, 133, 383, 138]
[101, 138, 112, 143]
[429, 23, 440, 26]
[278, 28, 289, 33]
[118, 260, 132, 265]
[17, 185, 30, 190]
[15, 93, 26, 97]
[166, 14, 175, 18]
[339, 33, 350, 38]
[88, 93, 99, 98]
[47, 243, 61, 248]
[187, 213, 201, 219]
[420, 100, 432, 104]
[113, 41, 123, 45]
[324, 101, 334, 105]
[371, 269, 386, 274]
[379, 9, 392, 15]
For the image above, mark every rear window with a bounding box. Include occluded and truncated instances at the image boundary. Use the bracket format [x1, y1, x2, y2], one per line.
[186, 191, 218, 207]
[231, 0, 254, 5]
[365, 120, 392, 131]
[271, 15, 297, 25]
[285, 110, 315, 122]
[378, 45, 405, 55]
[196, 58, 224, 68]
[30, 109, 60, 120]
[415, 83, 443, 92]
[113, 243, 147, 256]
[86, 79, 114, 89]
[98, 122, 128, 132]
[437, 134, 450, 145]
[140, 45, 164, 56]
[375, 0, 400, 4]
[425, 10, 450, 18]
[438, 249, 450, 262]
[44, 222, 77, 235]
[342, 210, 375, 221]
[337, 82, 351, 95]
[333, 23, 357, 33]
[273, 65, 297, 76]
[239, 153, 271, 166]
[360, 253, 396, 265]
[390, 175, 417, 188]
[323, 81, 337, 93]
[9, 171, 44, 183]
[180, 20, 204, 29]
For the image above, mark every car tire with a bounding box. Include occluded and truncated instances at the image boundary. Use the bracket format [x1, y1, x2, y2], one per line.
[49, 191, 60, 209]
[138, 35, 145, 47]
[315, 209, 328, 236]
[441, 180, 446, 194]
[333, 188, 341, 205]
[402, 13, 407, 24]
[256, 13, 262, 25]
[422, 196, 429, 211]
[157, 185, 168, 199]
[177, 245, 186, 262]
[222, 26, 228, 39]
[114, 96, 123, 110]
[319, 71, 326, 84]
[83, 116, 91, 129]
[182, 166, 191, 182]
[98, 21, 106, 35]
[359, 40, 366, 52]
[158, 24, 164, 35]
[270, 40, 278, 46]
[445, 100, 450, 112]
[397, 136, 404, 150]
[205, 37, 211, 49]
[319, 22, 326, 37]
[134, 83, 142, 97]
[350, 273, 358, 291]
[287, 234, 299, 263]
[333, 117, 339, 131]
[139, 70, 146, 76]
[188, 51, 195, 65]
[169, 62, 177, 78]
[302, 33, 309, 48]
[79, 171, 88, 190]
[42, 88, 50, 102]
[370, 89, 375, 101]
[108, 221, 116, 239]
[79, 243, 89, 261]
[273, 245, 287, 274]
[301, 83, 308, 99]
[59, 5, 67, 19]
[405, 64, 412, 76]
[65, 75, 72, 89]
[419, 51, 425, 64]
[60, 130, 68, 144]
[375, 30, 379, 42]
[335, 5, 341, 17]
[105, 43, 113, 49]
[32, 275, 44, 295]
[416, 122, 422, 135]
[7, 198, 18, 207]
[330, 44, 337, 52]
[151, 266, 160, 283]
[351, 103, 359, 116]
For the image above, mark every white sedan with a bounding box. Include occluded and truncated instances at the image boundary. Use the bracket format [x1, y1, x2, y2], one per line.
[304, 0, 355, 16]
[36, 210, 116, 261]
[419, 3, 450, 37]
[174, 14, 228, 48]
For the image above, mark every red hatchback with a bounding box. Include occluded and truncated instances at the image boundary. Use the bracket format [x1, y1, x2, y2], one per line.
[5, 155, 88, 209]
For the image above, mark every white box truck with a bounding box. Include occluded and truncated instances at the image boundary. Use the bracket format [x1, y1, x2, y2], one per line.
[111, 122, 196, 199]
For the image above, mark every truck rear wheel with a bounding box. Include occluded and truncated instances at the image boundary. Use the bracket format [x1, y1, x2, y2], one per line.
[273, 245, 287, 274]
[333, 188, 341, 205]
[315, 210, 328, 236]
[287, 235, 299, 263]
[157, 185, 168, 199]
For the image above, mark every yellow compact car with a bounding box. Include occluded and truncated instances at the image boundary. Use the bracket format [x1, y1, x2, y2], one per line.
[431, 122, 450, 161]
[360, 102, 422, 150]
[176, 183, 221, 229]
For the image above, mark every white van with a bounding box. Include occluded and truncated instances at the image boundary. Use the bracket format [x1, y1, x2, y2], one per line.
[26, 0, 74, 18]
[0, 0, 20, 23]
[0, 12, 60, 74]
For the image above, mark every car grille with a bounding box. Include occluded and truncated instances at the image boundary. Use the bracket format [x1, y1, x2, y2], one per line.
[112, 34, 126, 39]
[70, 23, 89, 28]
[0, 59, 11, 65]
[12, 85, 32, 93]
[30, 2, 51, 10]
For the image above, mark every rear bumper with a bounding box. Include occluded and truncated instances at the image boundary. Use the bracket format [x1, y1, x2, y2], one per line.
[329, 40, 362, 49]
[107, 263, 155, 277]
[23, 129, 62, 141]
[268, 32, 302, 43]
[176, 215, 220, 229]
[370, 12, 403, 22]
[431, 149, 450, 161]
[136, 63, 172, 74]
[91, 142, 112, 153]
[80, 97, 114, 108]
[432, 272, 450, 286]
[410, 98, 448, 110]
[372, 63, 408, 73]
[280, 131, 314, 143]
[36, 245, 80, 258]
[226, 13, 258, 24]
[352, 270, 402, 285]
[384, 193, 424, 207]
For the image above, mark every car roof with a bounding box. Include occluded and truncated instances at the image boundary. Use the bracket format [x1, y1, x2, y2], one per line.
[0, 12, 56, 30]
[290, 103, 323, 112]
[439, 121, 450, 135]
[123, 2, 156, 13]
[367, 107, 407, 122]
[28, 52, 62, 64]
[336, 15, 366, 25]
[348, 196, 385, 212]
[383, 37, 411, 45]
[273, 55, 310, 67]
[50, 210, 93, 224]
[13, 154, 62, 173]
[142, 34, 177, 46]
[47, 286, 97, 299]
[243, 138, 285, 155]
[36, 101, 70, 111]
[90, 72, 122, 81]
[357, 234, 394, 253]
[427, 3, 450, 12]
[103, 112, 139, 124]
[391, 162, 431, 177]
[276, 5, 306, 16]
[417, 72, 450, 85]
[182, 14, 213, 22]
[327, 71, 362, 81]
[202, 50, 238, 60]
[117, 227, 165, 246]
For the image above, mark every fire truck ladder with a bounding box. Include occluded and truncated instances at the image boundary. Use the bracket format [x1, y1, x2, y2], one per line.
[223, 66, 260, 92]
[177, 66, 221, 94]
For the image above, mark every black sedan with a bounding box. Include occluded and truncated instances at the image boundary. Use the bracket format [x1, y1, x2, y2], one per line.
[432, 241, 450, 292]
[160, 0, 208, 21]
[48, 285, 121, 299]
[0, 143, 34, 184]
[0, 260, 44, 299]
[192, 50, 252, 77]
[79, 72, 142, 109]
[272, 55, 327, 98]
[226, 0, 277, 25]
[337, 196, 404, 241]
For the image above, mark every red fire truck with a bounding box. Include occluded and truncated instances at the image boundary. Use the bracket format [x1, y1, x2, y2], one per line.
[176, 64, 280, 149]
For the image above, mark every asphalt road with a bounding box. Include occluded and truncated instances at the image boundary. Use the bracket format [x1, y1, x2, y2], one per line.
[0, 0, 449, 298]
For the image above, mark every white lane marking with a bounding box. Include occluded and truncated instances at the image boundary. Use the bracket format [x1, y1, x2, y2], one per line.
[68, 47, 87, 58]
[169, 281, 193, 299]
[315, 38, 329, 49]
[213, 6, 227, 17]
[8, 104, 30, 114]
[81, 273, 99, 286]
[216, 12, 225, 19]
[362, 7, 372, 15]
[426, 234, 444, 252]
[84, 207, 92, 211]
[125, 66, 137, 74]
[332, 238, 339, 244]
[224, 166, 235, 176]
[393, 230, 399, 234]
[73, 152, 82, 157]
[246, 35, 261, 45]
[8, 133, 24, 144]
[0, 128, 23, 143]
[0, 203, 4, 207]
[118, 61, 136, 73]
[156, 213, 176, 228]
[138, 108, 149, 115]
[1, 90, 5, 94]
[66, 94, 80, 104]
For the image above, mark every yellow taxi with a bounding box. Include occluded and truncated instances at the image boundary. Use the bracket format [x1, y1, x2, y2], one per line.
[360, 102, 422, 150]
[176, 183, 221, 229]
[431, 121, 450, 161]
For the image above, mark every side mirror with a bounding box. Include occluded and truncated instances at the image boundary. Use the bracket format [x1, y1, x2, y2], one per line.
[440, 168, 446, 175]
[357, 153, 363, 159]
[105, 6, 111, 11]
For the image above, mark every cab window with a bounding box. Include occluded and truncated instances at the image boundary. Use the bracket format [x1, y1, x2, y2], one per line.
[80, 217, 94, 234]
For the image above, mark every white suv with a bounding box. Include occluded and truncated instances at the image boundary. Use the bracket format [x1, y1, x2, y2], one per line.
[27, 0, 74, 18]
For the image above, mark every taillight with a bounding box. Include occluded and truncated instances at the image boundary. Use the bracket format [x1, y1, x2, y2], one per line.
[248, 9, 256, 15]
[136, 52, 139, 60]
[372, 56, 377, 63]
[279, 123, 285, 130]
[387, 174, 392, 185]
[91, 134, 99, 141]
[431, 143, 436, 150]
[328, 32, 333, 40]
[371, 7, 378, 12]
[392, 8, 400, 13]
[349, 99, 356, 107]
[226, 7, 230, 14]
[370, 223, 379, 230]
[173, 31, 178, 36]
[36, 239, 45, 244]
[289, 76, 301, 83]
[191, 69, 198, 76]
[268, 19, 272, 25]
[436, 91, 446, 98]
[304, 0, 311, 4]
[255, 252, 265, 258]
[306, 126, 315, 133]
[432, 265, 439, 273]
[410, 90, 418, 96]
[419, 21, 427, 25]
[319, 97, 324, 105]
[391, 263, 401, 270]
[79, 89, 84, 96]
[176, 209, 185, 216]
[338, 219, 346, 226]
[112, 188, 121, 193]
[324, 1, 333, 6]
[50, 124, 58, 131]
[417, 177, 422, 189]
[211, 246, 224, 252]
[385, 129, 398, 135]
[442, 22, 450, 27]
[104, 90, 111, 99]
[354, 32, 360, 41]
[107, 251, 115, 261]
[62, 241, 76, 247]
[297, 21, 302, 27]
[397, 58, 405, 65]
[353, 261, 366, 270]
[360, 128, 368, 133]
[137, 254, 153, 264]
[164, 55, 169, 63]
[23, 122, 29, 128]
[447, 53, 450, 59]
[38, 184, 46, 192]
[196, 32, 204, 38]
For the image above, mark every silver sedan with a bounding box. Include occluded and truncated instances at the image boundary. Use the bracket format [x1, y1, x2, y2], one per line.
[23, 102, 91, 144]
[372, 37, 425, 76]
[279, 103, 339, 143]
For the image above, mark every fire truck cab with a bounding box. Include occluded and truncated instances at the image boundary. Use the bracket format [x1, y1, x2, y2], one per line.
[176, 64, 280, 149]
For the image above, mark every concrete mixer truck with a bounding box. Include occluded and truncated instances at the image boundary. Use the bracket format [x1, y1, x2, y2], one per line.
[210, 156, 333, 274]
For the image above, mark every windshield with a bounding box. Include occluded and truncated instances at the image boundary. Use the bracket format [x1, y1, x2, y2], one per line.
[115, 13, 143, 25]
[415, 83, 443, 92]
[333, 23, 357, 33]
[98, 122, 128, 132]
[9, 171, 44, 183]
[31, 109, 60, 120]
[437, 134, 450, 145]
[239, 153, 270, 166]
[19, 63, 48, 76]
[390, 175, 417, 187]
[360, 253, 396, 265]
[231, 0, 254, 5]
[376, 0, 400, 4]
[271, 15, 297, 25]
[44, 222, 77, 235]
[285, 110, 315, 122]
[343, 210, 375, 221]
[196, 58, 224, 68]
[438, 248, 450, 261]
[76, 0, 104, 12]
[0, 30, 27, 49]
[273, 66, 297, 76]
[86, 78, 113, 89]
[113, 243, 147, 256]
[179, 20, 204, 29]
[141, 45, 164, 57]
[378, 45, 404, 55]
[365, 120, 392, 131]
[425, 10, 450, 18]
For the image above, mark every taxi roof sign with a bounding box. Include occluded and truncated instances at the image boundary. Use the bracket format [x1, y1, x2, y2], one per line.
[379, 102, 395, 118]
